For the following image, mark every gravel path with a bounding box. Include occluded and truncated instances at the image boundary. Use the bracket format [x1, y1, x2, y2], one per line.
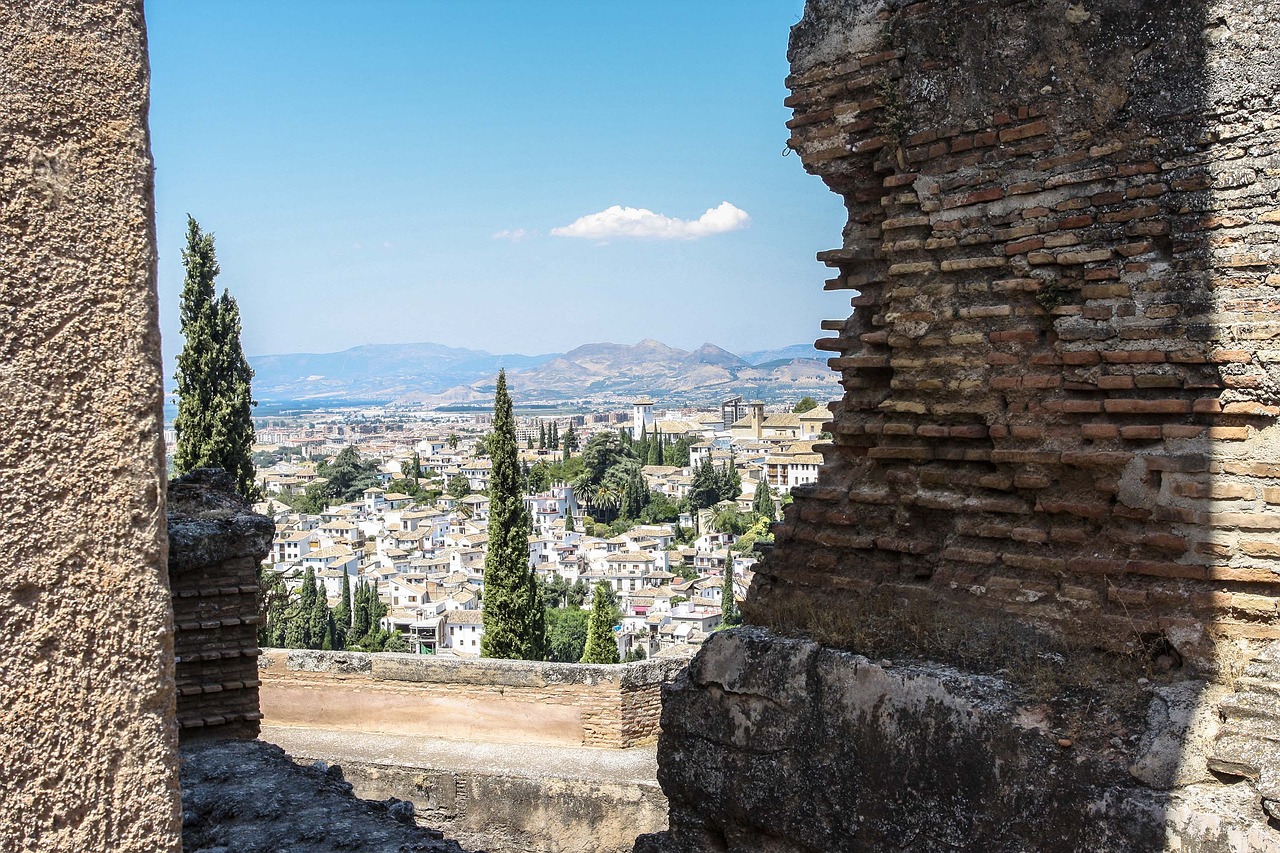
[262, 725, 661, 786]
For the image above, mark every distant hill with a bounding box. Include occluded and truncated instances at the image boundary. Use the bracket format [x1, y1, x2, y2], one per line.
[738, 343, 827, 365]
[247, 342, 558, 402]
[243, 339, 836, 406]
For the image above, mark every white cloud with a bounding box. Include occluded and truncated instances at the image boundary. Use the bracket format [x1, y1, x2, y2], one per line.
[492, 228, 534, 241]
[550, 201, 750, 241]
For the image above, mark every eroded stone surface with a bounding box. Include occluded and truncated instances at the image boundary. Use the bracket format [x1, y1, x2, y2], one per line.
[180, 739, 469, 853]
[637, 629, 1277, 853]
[0, 1, 180, 850]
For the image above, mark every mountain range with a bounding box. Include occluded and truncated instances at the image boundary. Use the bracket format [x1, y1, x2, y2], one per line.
[244, 339, 836, 407]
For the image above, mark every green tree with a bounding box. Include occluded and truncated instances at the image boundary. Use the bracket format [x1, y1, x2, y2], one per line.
[688, 457, 720, 510]
[545, 606, 590, 662]
[581, 582, 621, 664]
[258, 566, 294, 648]
[568, 578, 589, 607]
[332, 571, 352, 649]
[447, 473, 472, 499]
[351, 579, 371, 642]
[448, 433, 459, 449]
[538, 422, 547, 450]
[721, 570, 742, 627]
[564, 511, 575, 533]
[528, 461, 551, 494]
[318, 446, 380, 503]
[713, 504, 754, 537]
[753, 480, 777, 521]
[639, 490, 679, 524]
[481, 370, 546, 660]
[665, 436, 691, 468]
[647, 434, 664, 466]
[400, 453, 424, 480]
[173, 216, 258, 497]
[384, 631, 409, 653]
[307, 575, 329, 651]
[716, 454, 742, 503]
[562, 423, 579, 456]
[793, 396, 819, 413]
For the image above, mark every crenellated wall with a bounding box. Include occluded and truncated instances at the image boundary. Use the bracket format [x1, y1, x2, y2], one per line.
[748, 0, 1280, 677]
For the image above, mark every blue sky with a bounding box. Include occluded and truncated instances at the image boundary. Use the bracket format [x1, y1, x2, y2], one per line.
[146, 1, 846, 359]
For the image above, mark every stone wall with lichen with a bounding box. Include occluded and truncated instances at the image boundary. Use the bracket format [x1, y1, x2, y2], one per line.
[0, 1, 182, 850]
[748, 0, 1280, 679]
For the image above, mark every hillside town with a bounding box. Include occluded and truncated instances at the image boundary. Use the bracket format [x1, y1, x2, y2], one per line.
[227, 396, 833, 660]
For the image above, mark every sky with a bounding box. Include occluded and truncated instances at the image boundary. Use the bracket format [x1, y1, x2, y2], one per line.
[146, 1, 847, 360]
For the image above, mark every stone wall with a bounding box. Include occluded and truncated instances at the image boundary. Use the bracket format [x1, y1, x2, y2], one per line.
[639, 2, 1280, 850]
[0, 2, 182, 851]
[259, 649, 689, 748]
[749, 0, 1280, 678]
[638, 629, 1277, 853]
[167, 469, 274, 739]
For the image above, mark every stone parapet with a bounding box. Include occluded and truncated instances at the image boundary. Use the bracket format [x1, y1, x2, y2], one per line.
[259, 649, 690, 748]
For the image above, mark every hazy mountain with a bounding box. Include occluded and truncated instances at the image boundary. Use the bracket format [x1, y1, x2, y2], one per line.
[738, 343, 827, 365]
[244, 339, 836, 406]
[247, 342, 558, 402]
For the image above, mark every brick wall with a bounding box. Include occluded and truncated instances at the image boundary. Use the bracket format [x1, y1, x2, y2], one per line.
[748, 0, 1280, 676]
[168, 470, 274, 739]
[259, 650, 689, 748]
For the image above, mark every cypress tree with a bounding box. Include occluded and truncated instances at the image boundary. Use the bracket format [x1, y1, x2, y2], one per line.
[538, 422, 547, 450]
[213, 291, 257, 497]
[173, 216, 220, 477]
[753, 479, 777, 521]
[352, 579, 371, 640]
[581, 582, 620, 664]
[481, 370, 547, 660]
[308, 581, 329, 651]
[332, 571, 351, 649]
[299, 568, 319, 648]
[366, 583, 387, 635]
[721, 570, 742, 627]
[647, 434, 663, 466]
[173, 215, 258, 497]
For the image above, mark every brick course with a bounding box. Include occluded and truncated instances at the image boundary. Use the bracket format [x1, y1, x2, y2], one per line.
[749, 0, 1280, 676]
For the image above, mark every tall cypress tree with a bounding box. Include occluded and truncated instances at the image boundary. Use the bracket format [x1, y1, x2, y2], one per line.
[333, 571, 351, 649]
[753, 479, 777, 521]
[351, 579, 371, 640]
[212, 291, 257, 497]
[721, 570, 742, 627]
[481, 370, 547, 660]
[307, 577, 329, 651]
[173, 215, 257, 496]
[173, 216, 220, 476]
[647, 434, 663, 466]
